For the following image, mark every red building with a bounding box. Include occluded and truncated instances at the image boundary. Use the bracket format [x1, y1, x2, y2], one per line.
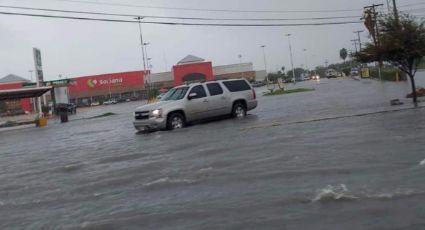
[68, 71, 146, 105]
[0, 74, 32, 114]
[172, 55, 214, 85]
[68, 55, 257, 105]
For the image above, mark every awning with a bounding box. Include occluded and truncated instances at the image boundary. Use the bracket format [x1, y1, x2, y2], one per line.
[0, 87, 52, 101]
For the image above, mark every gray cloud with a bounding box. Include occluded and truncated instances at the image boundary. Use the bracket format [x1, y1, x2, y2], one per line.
[0, 0, 389, 80]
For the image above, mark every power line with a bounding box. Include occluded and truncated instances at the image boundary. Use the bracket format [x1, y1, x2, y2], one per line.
[399, 2, 425, 8]
[34, 0, 363, 14]
[0, 11, 363, 27]
[0, 5, 362, 21]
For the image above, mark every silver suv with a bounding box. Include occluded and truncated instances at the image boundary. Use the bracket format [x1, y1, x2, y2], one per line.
[133, 79, 258, 131]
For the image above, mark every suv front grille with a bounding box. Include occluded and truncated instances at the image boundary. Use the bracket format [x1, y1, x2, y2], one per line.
[135, 111, 150, 120]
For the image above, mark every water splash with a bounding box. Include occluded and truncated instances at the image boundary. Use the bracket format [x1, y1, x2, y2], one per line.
[312, 184, 358, 202]
[143, 177, 196, 188]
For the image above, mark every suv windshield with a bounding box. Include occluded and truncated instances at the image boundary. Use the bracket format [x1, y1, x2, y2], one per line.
[160, 87, 189, 101]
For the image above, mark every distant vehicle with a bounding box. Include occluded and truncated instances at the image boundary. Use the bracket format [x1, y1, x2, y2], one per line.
[251, 81, 266, 87]
[116, 98, 127, 103]
[55, 103, 77, 114]
[350, 68, 360, 76]
[133, 79, 258, 131]
[91, 102, 100, 106]
[103, 99, 117, 105]
[326, 69, 338, 78]
[311, 75, 320, 80]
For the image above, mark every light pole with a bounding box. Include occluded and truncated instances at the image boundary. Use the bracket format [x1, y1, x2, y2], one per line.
[286, 34, 296, 84]
[303, 48, 309, 79]
[238, 54, 244, 79]
[303, 49, 308, 71]
[261, 45, 268, 72]
[28, 70, 36, 113]
[143, 42, 151, 86]
[28, 70, 33, 82]
[135, 16, 148, 100]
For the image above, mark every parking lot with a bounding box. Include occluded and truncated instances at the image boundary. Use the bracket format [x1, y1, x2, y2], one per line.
[1, 76, 425, 230]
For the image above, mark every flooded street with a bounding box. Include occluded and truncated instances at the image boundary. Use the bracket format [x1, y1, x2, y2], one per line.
[1, 76, 425, 230]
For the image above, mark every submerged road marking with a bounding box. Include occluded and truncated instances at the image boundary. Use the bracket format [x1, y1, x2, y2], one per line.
[241, 105, 425, 132]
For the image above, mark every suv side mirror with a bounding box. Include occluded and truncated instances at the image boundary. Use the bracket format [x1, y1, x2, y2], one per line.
[188, 93, 197, 100]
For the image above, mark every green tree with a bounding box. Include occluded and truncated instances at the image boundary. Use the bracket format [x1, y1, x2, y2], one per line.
[340, 48, 348, 63]
[287, 68, 305, 80]
[355, 15, 425, 103]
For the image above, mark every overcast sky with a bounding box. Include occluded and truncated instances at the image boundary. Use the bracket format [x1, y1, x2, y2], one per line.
[0, 0, 419, 81]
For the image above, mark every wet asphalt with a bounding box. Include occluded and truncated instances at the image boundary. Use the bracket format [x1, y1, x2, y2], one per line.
[1, 74, 425, 230]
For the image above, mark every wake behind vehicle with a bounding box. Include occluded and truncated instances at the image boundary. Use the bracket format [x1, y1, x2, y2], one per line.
[133, 79, 258, 131]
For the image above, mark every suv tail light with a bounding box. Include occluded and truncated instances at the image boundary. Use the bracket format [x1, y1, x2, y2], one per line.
[252, 88, 256, 99]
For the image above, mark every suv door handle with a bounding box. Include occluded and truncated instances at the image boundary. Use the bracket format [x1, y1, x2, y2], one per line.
[203, 99, 208, 102]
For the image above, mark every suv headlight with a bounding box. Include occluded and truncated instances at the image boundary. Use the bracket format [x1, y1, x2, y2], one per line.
[152, 109, 162, 118]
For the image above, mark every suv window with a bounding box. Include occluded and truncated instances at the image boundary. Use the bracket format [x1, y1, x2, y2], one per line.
[188, 85, 207, 99]
[222, 80, 251, 92]
[207, 83, 223, 96]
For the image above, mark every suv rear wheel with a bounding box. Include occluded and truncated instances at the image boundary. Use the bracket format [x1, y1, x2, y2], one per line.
[232, 103, 247, 118]
[167, 113, 185, 130]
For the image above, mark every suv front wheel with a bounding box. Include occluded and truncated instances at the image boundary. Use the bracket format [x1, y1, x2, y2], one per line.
[232, 103, 247, 118]
[166, 113, 185, 130]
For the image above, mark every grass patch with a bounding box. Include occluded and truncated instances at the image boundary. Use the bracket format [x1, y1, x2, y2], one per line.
[263, 88, 315, 96]
[87, 112, 117, 119]
[0, 121, 18, 128]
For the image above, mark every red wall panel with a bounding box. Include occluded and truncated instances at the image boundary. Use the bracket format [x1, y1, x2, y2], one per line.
[0, 82, 32, 112]
[69, 71, 146, 93]
[20, 99, 32, 112]
[172, 62, 214, 86]
[0, 82, 23, 90]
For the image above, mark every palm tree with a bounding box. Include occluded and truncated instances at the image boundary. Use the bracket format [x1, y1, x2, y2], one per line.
[340, 48, 348, 63]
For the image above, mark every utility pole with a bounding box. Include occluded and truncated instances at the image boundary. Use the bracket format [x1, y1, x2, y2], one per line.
[364, 4, 384, 81]
[393, 0, 399, 22]
[353, 30, 364, 51]
[286, 34, 296, 84]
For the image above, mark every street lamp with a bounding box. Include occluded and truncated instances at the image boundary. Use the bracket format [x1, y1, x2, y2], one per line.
[286, 34, 296, 84]
[238, 54, 244, 79]
[144, 43, 152, 85]
[28, 70, 33, 82]
[303, 49, 308, 70]
[260, 45, 268, 72]
[135, 16, 149, 100]
[135, 17, 147, 74]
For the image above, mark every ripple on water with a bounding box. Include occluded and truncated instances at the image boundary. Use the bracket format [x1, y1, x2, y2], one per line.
[142, 177, 197, 191]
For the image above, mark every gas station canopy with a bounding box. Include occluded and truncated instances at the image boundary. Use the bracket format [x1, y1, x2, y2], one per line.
[0, 86, 52, 101]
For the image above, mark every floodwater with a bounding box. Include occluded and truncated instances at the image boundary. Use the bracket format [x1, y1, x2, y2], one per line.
[1, 76, 425, 230]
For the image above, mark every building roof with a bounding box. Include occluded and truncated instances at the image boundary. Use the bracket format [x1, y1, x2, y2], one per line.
[213, 63, 254, 75]
[177, 55, 205, 65]
[0, 86, 52, 101]
[0, 74, 29, 83]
